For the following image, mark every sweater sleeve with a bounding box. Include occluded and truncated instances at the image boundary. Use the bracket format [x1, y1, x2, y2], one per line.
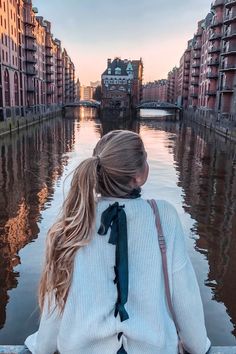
[24, 294, 61, 354]
[172, 212, 211, 354]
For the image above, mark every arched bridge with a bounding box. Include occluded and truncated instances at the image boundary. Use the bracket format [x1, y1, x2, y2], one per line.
[137, 101, 182, 111]
[64, 100, 101, 108]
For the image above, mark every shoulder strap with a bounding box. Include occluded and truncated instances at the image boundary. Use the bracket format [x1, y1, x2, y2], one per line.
[147, 199, 180, 333]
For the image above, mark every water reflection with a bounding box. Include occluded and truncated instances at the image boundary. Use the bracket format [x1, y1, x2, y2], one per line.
[0, 108, 235, 345]
[173, 124, 236, 337]
[100, 117, 140, 135]
[0, 117, 75, 330]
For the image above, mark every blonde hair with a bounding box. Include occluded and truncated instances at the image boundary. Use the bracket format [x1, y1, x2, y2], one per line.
[39, 130, 146, 314]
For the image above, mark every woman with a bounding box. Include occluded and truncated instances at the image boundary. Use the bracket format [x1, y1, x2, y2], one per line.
[25, 130, 211, 354]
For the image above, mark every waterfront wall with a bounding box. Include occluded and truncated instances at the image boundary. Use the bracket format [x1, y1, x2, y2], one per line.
[184, 108, 236, 142]
[0, 106, 63, 137]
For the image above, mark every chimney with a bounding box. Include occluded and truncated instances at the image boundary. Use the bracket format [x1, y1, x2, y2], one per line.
[107, 58, 111, 67]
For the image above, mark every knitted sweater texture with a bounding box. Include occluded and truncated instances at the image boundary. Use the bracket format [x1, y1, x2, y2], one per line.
[25, 198, 211, 354]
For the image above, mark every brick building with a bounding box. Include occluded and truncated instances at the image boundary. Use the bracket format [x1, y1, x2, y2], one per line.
[0, 0, 76, 121]
[167, 67, 179, 104]
[177, 41, 192, 108]
[142, 79, 169, 102]
[101, 57, 143, 109]
[174, 0, 236, 117]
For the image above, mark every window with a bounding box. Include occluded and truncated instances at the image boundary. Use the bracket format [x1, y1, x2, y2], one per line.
[41, 81, 43, 104]
[36, 81, 39, 104]
[4, 69, 10, 106]
[14, 72, 19, 105]
[108, 68, 111, 75]
[115, 67, 121, 75]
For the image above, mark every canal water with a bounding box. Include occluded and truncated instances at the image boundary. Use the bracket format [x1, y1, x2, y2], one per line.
[0, 107, 236, 346]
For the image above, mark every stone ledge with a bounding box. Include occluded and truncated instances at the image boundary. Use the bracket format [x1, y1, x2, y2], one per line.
[0, 346, 236, 354]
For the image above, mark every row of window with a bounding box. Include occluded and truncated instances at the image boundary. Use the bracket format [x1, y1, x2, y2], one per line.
[1, 49, 18, 66]
[1, 33, 17, 51]
[0, 1, 6, 11]
[0, 17, 18, 36]
[1, 68, 65, 108]
[0, 9, 17, 22]
[107, 68, 122, 75]
[3, 69, 19, 106]
[0, 0, 17, 10]
[104, 78, 128, 85]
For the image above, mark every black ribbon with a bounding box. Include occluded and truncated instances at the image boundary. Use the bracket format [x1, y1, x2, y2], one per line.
[98, 202, 129, 322]
[117, 344, 127, 354]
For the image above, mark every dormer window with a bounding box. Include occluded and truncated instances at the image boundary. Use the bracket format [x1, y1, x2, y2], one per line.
[126, 62, 133, 74]
[115, 67, 121, 75]
[108, 68, 111, 75]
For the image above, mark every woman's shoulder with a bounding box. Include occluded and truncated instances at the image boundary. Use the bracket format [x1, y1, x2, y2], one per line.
[97, 197, 178, 215]
[146, 199, 182, 236]
[145, 198, 179, 219]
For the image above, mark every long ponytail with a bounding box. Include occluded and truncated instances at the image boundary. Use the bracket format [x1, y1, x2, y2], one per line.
[39, 157, 99, 313]
[39, 130, 146, 314]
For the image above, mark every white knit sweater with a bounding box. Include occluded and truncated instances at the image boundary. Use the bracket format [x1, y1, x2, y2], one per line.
[25, 198, 211, 354]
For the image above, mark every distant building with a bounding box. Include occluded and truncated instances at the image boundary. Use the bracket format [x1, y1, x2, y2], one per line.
[80, 85, 95, 100]
[76, 78, 80, 101]
[167, 67, 179, 104]
[177, 40, 192, 108]
[142, 79, 168, 102]
[101, 57, 143, 109]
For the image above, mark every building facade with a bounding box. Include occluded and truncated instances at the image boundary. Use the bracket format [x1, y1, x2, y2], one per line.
[177, 41, 192, 108]
[80, 85, 95, 100]
[0, 0, 76, 121]
[175, 0, 236, 117]
[142, 80, 169, 102]
[101, 57, 143, 109]
[167, 67, 179, 104]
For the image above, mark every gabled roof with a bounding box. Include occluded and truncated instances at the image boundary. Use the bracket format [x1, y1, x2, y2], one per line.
[102, 58, 129, 76]
[102, 57, 142, 77]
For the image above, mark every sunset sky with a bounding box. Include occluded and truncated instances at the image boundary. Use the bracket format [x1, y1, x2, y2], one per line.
[33, 0, 212, 85]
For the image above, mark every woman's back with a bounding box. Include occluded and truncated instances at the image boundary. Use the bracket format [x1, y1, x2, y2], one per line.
[25, 130, 210, 354]
[26, 198, 210, 354]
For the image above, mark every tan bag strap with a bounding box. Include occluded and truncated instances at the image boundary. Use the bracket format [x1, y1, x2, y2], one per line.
[147, 199, 184, 354]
